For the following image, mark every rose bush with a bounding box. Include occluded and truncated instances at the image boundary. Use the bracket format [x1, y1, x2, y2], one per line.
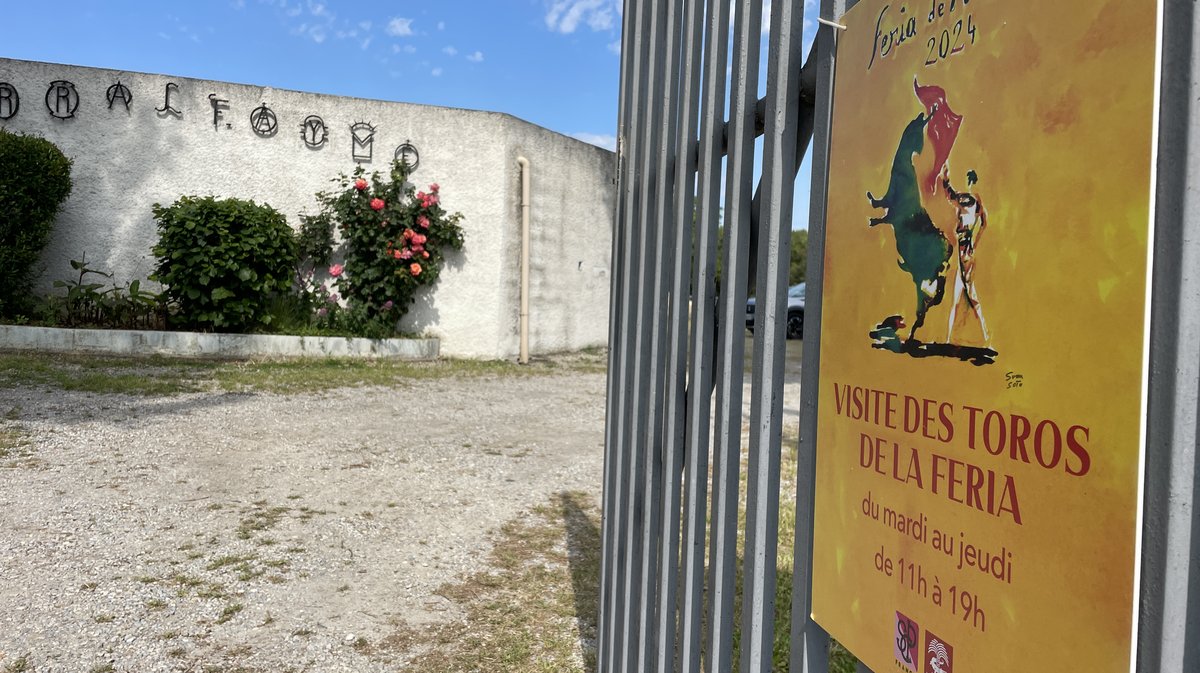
[300, 161, 464, 337]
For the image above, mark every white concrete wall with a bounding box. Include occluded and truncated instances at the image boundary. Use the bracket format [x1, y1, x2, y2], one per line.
[0, 57, 614, 359]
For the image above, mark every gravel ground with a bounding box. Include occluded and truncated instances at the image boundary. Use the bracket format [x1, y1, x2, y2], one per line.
[0, 370, 607, 672]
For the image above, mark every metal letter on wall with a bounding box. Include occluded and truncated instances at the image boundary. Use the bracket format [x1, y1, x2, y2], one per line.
[156, 82, 182, 118]
[45, 80, 78, 119]
[0, 83, 18, 120]
[350, 121, 376, 162]
[250, 103, 278, 137]
[106, 81, 132, 111]
[395, 140, 420, 173]
[209, 94, 229, 130]
[300, 115, 328, 148]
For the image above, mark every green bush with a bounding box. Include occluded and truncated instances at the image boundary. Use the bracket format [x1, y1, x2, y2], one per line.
[0, 129, 72, 317]
[151, 196, 297, 331]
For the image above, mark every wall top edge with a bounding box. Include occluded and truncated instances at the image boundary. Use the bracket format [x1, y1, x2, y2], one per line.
[0, 56, 614, 156]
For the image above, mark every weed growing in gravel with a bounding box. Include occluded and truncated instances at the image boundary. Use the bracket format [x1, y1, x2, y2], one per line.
[3, 654, 31, 672]
[0, 427, 28, 459]
[236, 503, 290, 539]
[89, 663, 115, 673]
[145, 599, 167, 611]
[206, 554, 257, 571]
[93, 614, 115, 623]
[215, 603, 244, 625]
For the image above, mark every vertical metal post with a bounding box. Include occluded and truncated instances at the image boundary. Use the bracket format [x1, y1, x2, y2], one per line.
[791, 1, 858, 673]
[604, 1, 654, 669]
[706, 1, 763, 671]
[739, 0, 805, 669]
[653, 0, 706, 669]
[1138, 1, 1200, 672]
[633, 0, 686, 667]
[618, 0, 670, 669]
[678, 0, 732, 669]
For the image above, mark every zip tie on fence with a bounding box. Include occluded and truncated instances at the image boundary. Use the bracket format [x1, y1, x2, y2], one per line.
[817, 17, 847, 30]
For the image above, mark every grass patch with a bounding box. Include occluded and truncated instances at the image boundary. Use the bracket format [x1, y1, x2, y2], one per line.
[0, 353, 209, 395]
[387, 491, 600, 673]
[3, 654, 31, 673]
[0, 349, 606, 396]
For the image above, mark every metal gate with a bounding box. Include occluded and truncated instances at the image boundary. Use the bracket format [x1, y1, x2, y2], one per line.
[597, 0, 1200, 672]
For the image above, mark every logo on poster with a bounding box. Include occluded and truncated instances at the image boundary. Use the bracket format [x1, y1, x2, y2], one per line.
[924, 630, 953, 673]
[894, 611, 920, 672]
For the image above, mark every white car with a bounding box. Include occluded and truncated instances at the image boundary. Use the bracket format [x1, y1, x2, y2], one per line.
[745, 282, 805, 339]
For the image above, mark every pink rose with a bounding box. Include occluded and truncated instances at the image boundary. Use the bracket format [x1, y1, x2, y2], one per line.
[403, 228, 415, 240]
[317, 307, 329, 318]
[370, 198, 385, 211]
[410, 263, 422, 276]
[422, 251, 430, 259]
[429, 183, 440, 192]
[383, 300, 394, 311]
[393, 249, 403, 260]
[354, 178, 369, 191]
[400, 248, 413, 260]
[329, 264, 344, 277]
[413, 233, 427, 245]
[417, 215, 430, 228]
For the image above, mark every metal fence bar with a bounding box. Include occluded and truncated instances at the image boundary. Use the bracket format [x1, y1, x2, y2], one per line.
[677, 0, 732, 668]
[603, 1, 654, 669]
[738, 0, 806, 668]
[706, 1, 763, 671]
[653, 0, 706, 669]
[633, 0, 686, 667]
[790, 1, 857, 672]
[1139, 2, 1200, 671]
[618, 0, 672, 668]
[596, 1, 641, 668]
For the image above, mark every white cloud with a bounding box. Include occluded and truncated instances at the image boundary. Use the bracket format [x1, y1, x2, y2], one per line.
[387, 17, 414, 36]
[437, 21, 446, 30]
[466, 51, 484, 62]
[308, 1, 332, 19]
[358, 20, 372, 31]
[607, 40, 621, 55]
[545, 0, 620, 34]
[431, 67, 444, 77]
[404, 44, 417, 54]
[443, 46, 458, 56]
[361, 36, 373, 50]
[570, 132, 617, 151]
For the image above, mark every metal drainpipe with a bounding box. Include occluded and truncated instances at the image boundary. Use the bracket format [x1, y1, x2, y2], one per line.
[517, 156, 531, 364]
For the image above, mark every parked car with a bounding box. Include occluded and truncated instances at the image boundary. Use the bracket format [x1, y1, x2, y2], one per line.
[745, 282, 805, 339]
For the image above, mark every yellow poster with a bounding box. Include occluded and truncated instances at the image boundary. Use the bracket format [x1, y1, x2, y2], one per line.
[811, 2, 1161, 672]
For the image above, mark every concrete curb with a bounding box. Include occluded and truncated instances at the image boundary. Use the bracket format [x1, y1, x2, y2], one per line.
[0, 325, 439, 360]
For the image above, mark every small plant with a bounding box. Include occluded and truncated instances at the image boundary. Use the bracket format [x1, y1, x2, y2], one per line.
[0, 129, 72, 318]
[51, 255, 167, 329]
[3, 653, 31, 673]
[303, 162, 464, 337]
[215, 603, 244, 625]
[151, 196, 296, 332]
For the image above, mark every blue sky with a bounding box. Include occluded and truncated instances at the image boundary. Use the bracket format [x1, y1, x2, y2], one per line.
[2, 0, 819, 229]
